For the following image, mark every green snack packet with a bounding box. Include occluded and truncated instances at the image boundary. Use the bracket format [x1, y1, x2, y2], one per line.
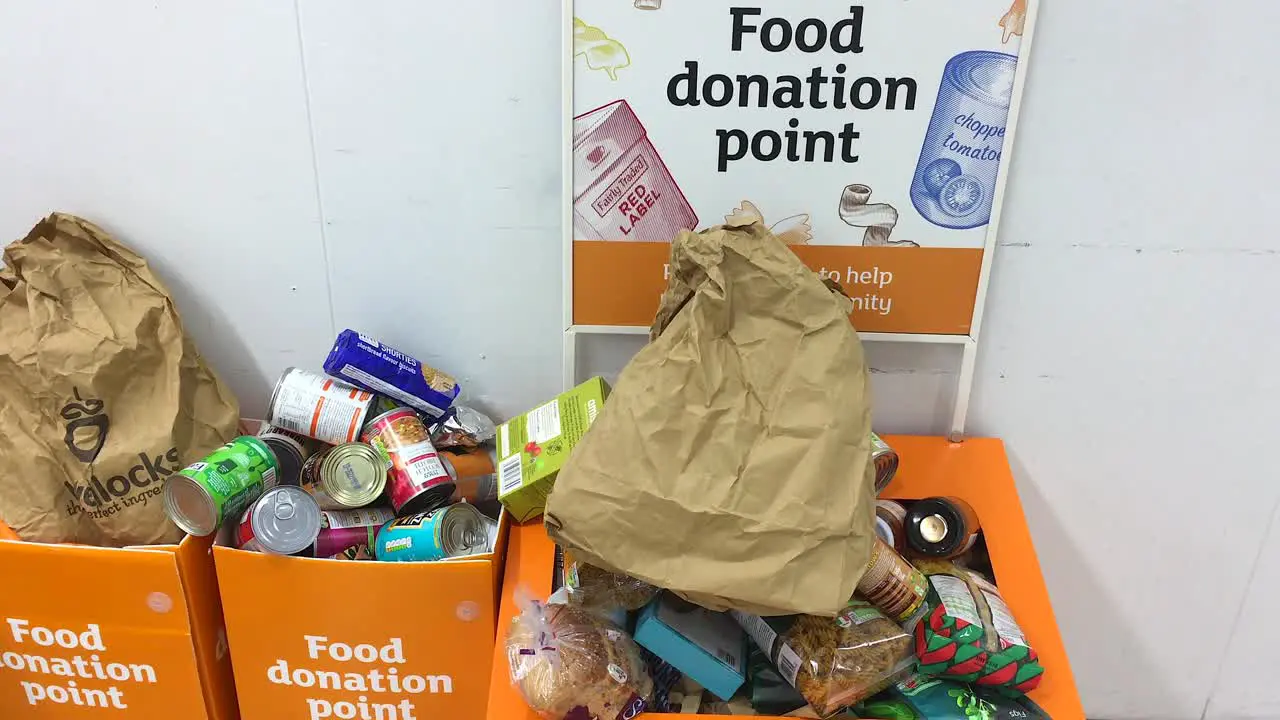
[747, 645, 810, 716]
[856, 675, 1051, 720]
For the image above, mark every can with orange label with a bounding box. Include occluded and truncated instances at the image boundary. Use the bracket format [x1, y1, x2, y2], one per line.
[442, 448, 498, 504]
[267, 367, 374, 445]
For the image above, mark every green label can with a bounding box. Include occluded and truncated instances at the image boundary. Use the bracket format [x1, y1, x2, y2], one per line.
[163, 436, 279, 536]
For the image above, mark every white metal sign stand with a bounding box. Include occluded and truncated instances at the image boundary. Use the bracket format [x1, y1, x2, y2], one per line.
[561, 0, 1039, 442]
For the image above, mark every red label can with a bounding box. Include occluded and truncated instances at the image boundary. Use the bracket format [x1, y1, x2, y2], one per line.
[362, 408, 455, 515]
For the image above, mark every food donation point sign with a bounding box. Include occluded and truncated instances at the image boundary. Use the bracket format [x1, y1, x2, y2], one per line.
[570, 0, 1035, 335]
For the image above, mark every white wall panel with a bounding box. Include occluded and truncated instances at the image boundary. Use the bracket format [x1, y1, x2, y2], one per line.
[294, 0, 564, 420]
[0, 0, 329, 417]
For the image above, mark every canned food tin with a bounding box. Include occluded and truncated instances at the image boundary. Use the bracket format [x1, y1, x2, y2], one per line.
[374, 503, 490, 562]
[258, 433, 311, 487]
[905, 496, 981, 560]
[856, 536, 928, 624]
[480, 513, 500, 553]
[442, 449, 498, 504]
[267, 367, 375, 445]
[236, 486, 322, 555]
[362, 409, 455, 515]
[875, 499, 908, 554]
[314, 507, 397, 557]
[164, 436, 279, 536]
[257, 422, 327, 452]
[299, 443, 387, 510]
[871, 432, 899, 494]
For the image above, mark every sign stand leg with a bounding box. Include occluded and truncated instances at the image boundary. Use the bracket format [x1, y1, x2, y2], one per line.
[563, 328, 578, 390]
[949, 339, 978, 443]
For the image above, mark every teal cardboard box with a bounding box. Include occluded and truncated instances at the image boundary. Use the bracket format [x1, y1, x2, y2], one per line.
[634, 593, 747, 701]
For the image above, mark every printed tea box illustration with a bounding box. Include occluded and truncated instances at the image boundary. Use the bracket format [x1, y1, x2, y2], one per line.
[572, 100, 698, 242]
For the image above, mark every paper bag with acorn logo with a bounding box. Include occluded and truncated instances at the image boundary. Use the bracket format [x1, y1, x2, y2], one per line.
[0, 213, 239, 545]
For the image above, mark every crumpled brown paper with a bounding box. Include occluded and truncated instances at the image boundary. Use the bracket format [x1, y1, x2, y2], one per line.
[0, 213, 239, 546]
[546, 221, 876, 616]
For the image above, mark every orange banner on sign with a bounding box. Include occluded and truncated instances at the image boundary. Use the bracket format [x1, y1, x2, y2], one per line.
[572, 241, 982, 334]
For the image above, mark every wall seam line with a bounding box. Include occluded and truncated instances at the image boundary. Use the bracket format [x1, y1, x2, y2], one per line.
[292, 0, 338, 338]
[1200, 493, 1280, 720]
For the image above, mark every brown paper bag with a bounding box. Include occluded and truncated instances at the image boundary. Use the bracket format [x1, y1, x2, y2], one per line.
[0, 213, 239, 546]
[545, 221, 876, 616]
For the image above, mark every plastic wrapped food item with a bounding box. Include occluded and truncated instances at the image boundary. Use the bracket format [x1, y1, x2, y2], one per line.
[506, 594, 653, 720]
[431, 405, 497, 449]
[857, 675, 1051, 719]
[565, 552, 660, 612]
[733, 600, 915, 717]
[913, 560, 1044, 694]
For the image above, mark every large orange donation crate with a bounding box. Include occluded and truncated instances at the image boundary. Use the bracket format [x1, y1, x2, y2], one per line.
[213, 512, 509, 720]
[0, 525, 238, 720]
[486, 435, 1086, 720]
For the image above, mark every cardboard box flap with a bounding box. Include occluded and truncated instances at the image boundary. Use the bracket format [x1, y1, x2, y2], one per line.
[0, 539, 194, 634]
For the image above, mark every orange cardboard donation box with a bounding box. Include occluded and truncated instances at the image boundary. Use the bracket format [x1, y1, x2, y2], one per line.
[214, 513, 509, 720]
[486, 436, 1086, 720]
[0, 528, 238, 720]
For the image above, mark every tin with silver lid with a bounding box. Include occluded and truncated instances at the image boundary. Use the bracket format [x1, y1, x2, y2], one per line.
[374, 502, 491, 562]
[299, 442, 387, 510]
[236, 486, 322, 555]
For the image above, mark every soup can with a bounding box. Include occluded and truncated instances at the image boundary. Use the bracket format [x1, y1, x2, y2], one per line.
[856, 537, 928, 624]
[374, 503, 490, 562]
[163, 436, 279, 536]
[875, 499, 908, 554]
[910, 51, 1018, 229]
[236, 486, 322, 555]
[298, 442, 387, 510]
[313, 507, 397, 557]
[257, 432, 314, 487]
[442, 448, 498, 504]
[267, 367, 375, 445]
[362, 408, 455, 515]
[871, 432, 899, 494]
[905, 496, 981, 560]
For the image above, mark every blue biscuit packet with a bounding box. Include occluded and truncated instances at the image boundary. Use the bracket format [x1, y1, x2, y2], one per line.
[323, 330, 460, 420]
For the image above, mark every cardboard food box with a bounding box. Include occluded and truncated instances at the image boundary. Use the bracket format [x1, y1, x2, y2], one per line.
[212, 511, 510, 720]
[496, 377, 610, 522]
[485, 436, 1086, 720]
[0, 523, 238, 720]
[634, 594, 748, 701]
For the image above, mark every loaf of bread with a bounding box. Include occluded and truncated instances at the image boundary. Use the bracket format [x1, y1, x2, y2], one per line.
[507, 602, 653, 720]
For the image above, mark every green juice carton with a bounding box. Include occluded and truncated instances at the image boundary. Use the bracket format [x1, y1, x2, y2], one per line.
[496, 377, 610, 522]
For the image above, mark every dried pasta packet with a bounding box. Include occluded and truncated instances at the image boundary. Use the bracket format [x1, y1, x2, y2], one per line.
[565, 551, 660, 612]
[506, 593, 653, 720]
[733, 600, 914, 717]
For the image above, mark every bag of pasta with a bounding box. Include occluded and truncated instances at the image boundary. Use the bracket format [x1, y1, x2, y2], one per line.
[506, 593, 653, 720]
[565, 550, 659, 612]
[732, 600, 915, 718]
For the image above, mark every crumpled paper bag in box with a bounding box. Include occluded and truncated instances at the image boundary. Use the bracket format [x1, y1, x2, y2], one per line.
[545, 221, 876, 616]
[0, 213, 239, 546]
